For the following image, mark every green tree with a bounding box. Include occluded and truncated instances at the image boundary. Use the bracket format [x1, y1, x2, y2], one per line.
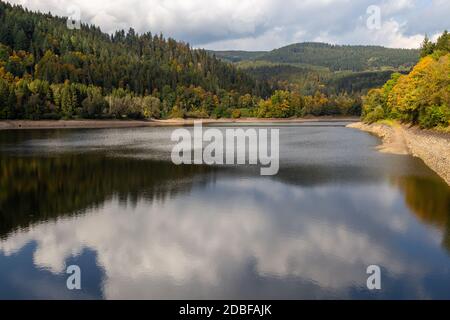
[420, 35, 435, 58]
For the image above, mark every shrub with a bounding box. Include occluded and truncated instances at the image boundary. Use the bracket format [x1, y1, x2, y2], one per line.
[362, 88, 385, 121]
[419, 105, 450, 128]
[41, 112, 62, 120]
[238, 108, 254, 118]
[364, 106, 385, 124]
[139, 96, 161, 119]
[169, 106, 185, 119]
[82, 95, 108, 118]
[185, 109, 209, 119]
[231, 109, 241, 119]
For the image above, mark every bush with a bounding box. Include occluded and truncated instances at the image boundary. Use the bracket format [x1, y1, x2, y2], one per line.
[238, 108, 254, 118]
[364, 106, 385, 124]
[419, 105, 450, 128]
[169, 106, 185, 119]
[212, 106, 229, 119]
[41, 113, 62, 120]
[231, 109, 241, 119]
[139, 96, 161, 119]
[82, 95, 108, 118]
[185, 109, 209, 119]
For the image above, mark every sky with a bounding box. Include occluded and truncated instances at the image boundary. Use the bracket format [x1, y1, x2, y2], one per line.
[7, 0, 449, 51]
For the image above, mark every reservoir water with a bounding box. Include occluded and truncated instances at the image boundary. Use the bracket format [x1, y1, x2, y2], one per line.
[0, 122, 449, 299]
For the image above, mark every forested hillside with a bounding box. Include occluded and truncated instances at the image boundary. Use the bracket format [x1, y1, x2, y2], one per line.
[212, 42, 419, 71]
[260, 43, 419, 72]
[0, 1, 271, 120]
[362, 31, 450, 129]
[208, 50, 266, 63]
[211, 42, 419, 99]
[241, 63, 404, 96]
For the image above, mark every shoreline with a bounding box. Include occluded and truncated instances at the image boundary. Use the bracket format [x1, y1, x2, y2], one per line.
[0, 117, 359, 130]
[348, 122, 450, 186]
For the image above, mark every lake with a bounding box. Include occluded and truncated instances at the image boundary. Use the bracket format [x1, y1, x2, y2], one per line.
[0, 122, 449, 299]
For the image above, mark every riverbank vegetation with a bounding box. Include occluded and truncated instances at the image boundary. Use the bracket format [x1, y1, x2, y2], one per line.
[362, 31, 450, 129]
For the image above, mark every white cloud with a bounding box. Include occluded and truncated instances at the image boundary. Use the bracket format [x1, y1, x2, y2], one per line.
[312, 19, 428, 49]
[5, 1, 448, 52]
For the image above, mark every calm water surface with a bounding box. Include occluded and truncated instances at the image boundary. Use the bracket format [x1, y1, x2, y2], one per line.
[0, 122, 449, 299]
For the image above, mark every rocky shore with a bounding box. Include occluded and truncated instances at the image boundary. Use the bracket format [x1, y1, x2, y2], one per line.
[348, 122, 450, 186]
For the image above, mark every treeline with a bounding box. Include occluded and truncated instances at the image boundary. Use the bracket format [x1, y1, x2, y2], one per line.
[0, 74, 258, 120]
[0, 70, 361, 120]
[362, 31, 450, 129]
[241, 90, 361, 118]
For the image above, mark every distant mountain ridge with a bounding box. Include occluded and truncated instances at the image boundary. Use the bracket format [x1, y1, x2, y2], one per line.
[210, 42, 420, 72]
[208, 42, 420, 96]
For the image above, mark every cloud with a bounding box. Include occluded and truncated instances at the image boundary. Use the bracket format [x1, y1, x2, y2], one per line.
[312, 19, 430, 49]
[7, 0, 448, 50]
[0, 177, 440, 299]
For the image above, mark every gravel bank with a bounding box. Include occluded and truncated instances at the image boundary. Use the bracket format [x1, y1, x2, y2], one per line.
[348, 122, 450, 186]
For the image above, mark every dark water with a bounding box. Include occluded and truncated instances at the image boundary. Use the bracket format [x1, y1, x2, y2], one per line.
[0, 122, 449, 299]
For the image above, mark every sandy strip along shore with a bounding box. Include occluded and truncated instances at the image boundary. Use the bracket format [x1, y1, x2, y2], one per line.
[348, 122, 450, 186]
[0, 117, 359, 130]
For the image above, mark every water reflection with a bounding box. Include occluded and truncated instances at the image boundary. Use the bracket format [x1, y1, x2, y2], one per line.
[0, 125, 449, 299]
[0, 154, 215, 239]
[393, 176, 450, 253]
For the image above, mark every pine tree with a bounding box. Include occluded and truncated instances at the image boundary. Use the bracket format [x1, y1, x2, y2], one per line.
[420, 35, 435, 57]
[14, 29, 29, 51]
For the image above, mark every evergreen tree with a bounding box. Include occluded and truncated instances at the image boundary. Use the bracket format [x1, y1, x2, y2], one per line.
[420, 35, 435, 57]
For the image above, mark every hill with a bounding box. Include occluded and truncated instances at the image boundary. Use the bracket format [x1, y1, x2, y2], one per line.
[0, 1, 270, 120]
[211, 42, 420, 72]
[259, 42, 419, 72]
[207, 50, 266, 63]
[210, 42, 420, 96]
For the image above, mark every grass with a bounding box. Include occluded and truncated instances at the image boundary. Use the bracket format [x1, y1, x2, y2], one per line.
[434, 125, 450, 134]
[376, 118, 450, 134]
[377, 119, 400, 127]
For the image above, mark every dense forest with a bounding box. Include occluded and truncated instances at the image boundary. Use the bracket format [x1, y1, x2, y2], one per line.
[0, 2, 364, 120]
[0, 2, 438, 121]
[362, 31, 450, 129]
[240, 63, 404, 96]
[212, 43, 419, 71]
[209, 50, 266, 63]
[257, 42, 419, 72]
[211, 42, 419, 109]
[211, 44, 418, 118]
[0, 1, 273, 120]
